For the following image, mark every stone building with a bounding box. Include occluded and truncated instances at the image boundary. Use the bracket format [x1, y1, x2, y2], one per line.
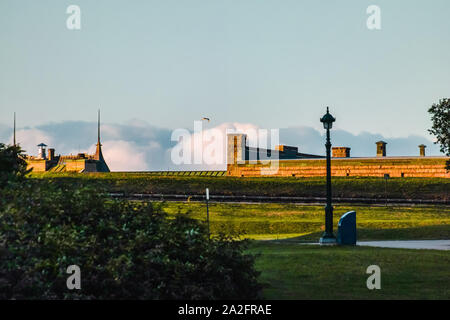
[23, 111, 110, 173]
[226, 133, 449, 178]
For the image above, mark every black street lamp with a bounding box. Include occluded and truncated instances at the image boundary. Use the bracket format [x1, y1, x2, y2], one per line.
[319, 107, 337, 245]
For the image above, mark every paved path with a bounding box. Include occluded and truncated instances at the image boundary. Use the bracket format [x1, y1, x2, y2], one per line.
[357, 240, 450, 251]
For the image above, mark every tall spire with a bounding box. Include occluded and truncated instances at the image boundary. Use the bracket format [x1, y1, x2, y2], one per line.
[94, 109, 110, 172]
[95, 109, 103, 159]
[97, 109, 101, 146]
[13, 112, 16, 146]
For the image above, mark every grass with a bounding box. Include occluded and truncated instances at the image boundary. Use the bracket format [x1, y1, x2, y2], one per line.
[173, 201, 450, 299]
[248, 242, 450, 299]
[29, 172, 450, 200]
[159, 202, 450, 241]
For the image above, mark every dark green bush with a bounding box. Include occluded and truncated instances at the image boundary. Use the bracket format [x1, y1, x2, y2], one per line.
[0, 180, 262, 299]
[0, 143, 30, 188]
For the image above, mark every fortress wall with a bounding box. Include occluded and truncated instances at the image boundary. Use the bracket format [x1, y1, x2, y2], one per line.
[225, 133, 449, 178]
[84, 161, 99, 172]
[26, 157, 108, 173]
[65, 159, 87, 172]
[227, 157, 450, 178]
[26, 160, 48, 172]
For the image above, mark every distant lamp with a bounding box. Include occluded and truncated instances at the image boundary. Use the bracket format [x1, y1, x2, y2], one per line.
[320, 107, 336, 130]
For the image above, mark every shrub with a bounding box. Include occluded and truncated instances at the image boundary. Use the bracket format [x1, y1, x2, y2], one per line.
[0, 143, 30, 187]
[0, 180, 262, 299]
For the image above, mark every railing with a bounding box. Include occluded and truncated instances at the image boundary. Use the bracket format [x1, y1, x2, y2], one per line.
[114, 171, 227, 177]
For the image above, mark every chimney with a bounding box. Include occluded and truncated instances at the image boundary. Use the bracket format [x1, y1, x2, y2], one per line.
[376, 141, 387, 157]
[48, 148, 55, 161]
[37, 143, 47, 159]
[418, 144, 426, 157]
[332, 147, 351, 158]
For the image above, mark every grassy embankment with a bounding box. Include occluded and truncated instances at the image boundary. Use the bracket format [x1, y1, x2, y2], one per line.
[29, 172, 450, 200]
[160, 202, 450, 241]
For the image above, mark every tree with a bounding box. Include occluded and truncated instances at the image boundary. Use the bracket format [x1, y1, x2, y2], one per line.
[0, 143, 31, 187]
[428, 98, 450, 170]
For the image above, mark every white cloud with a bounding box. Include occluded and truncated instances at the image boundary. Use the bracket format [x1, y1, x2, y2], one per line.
[13, 128, 53, 155]
[169, 122, 261, 170]
[98, 140, 148, 172]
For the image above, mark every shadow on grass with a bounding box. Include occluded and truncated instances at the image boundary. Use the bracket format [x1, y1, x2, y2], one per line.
[248, 240, 450, 299]
[273, 224, 450, 243]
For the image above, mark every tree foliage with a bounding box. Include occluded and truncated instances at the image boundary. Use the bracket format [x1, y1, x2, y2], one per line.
[428, 98, 450, 155]
[428, 98, 450, 169]
[0, 148, 262, 299]
[0, 143, 30, 187]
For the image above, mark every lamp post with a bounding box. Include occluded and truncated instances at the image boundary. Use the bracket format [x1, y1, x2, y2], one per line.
[319, 107, 337, 245]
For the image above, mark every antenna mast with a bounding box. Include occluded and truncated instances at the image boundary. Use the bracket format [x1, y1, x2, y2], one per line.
[13, 112, 16, 146]
[97, 109, 101, 145]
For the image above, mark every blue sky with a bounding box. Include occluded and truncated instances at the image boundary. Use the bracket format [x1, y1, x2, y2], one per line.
[0, 1, 449, 169]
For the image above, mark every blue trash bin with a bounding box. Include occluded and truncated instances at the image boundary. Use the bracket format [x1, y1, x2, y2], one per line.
[337, 211, 356, 245]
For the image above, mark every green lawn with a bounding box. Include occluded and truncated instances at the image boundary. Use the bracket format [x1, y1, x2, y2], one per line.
[29, 172, 450, 200]
[159, 202, 450, 241]
[248, 242, 450, 299]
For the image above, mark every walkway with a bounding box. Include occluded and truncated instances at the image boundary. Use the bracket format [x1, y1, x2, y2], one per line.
[357, 240, 450, 251]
